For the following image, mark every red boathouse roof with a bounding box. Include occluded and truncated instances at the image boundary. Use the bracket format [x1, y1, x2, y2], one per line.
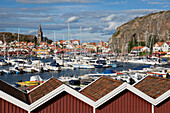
[0, 79, 28, 104]
[28, 77, 63, 103]
[0, 77, 63, 104]
[134, 76, 170, 99]
[80, 76, 123, 101]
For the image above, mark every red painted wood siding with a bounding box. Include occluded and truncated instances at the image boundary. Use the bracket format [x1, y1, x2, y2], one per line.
[96, 90, 152, 113]
[0, 98, 27, 113]
[31, 91, 93, 113]
[154, 97, 170, 113]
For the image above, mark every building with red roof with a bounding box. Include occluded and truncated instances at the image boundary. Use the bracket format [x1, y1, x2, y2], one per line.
[72, 39, 80, 45]
[130, 46, 150, 54]
[153, 42, 169, 52]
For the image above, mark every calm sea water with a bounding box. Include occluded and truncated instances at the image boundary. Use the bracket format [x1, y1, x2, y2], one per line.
[0, 57, 169, 85]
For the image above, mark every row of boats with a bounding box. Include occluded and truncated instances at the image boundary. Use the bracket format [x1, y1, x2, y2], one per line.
[0, 54, 122, 75]
[0, 53, 168, 75]
[15, 64, 170, 90]
[0, 57, 61, 75]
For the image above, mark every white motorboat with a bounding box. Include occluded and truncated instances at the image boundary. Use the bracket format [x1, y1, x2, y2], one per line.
[5, 58, 28, 66]
[44, 62, 61, 71]
[0, 59, 7, 66]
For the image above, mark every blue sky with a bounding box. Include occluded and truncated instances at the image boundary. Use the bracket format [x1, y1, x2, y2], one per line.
[0, 0, 169, 42]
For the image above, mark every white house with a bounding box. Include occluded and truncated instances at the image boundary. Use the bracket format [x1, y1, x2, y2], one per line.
[130, 46, 150, 54]
[0, 40, 3, 45]
[153, 42, 169, 52]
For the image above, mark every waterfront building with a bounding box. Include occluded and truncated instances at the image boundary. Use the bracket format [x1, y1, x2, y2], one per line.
[0, 76, 169, 113]
[83, 42, 97, 52]
[72, 39, 80, 46]
[153, 42, 169, 52]
[130, 46, 150, 54]
[0, 40, 3, 45]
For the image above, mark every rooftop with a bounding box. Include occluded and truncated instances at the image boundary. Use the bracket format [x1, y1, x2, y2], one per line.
[131, 46, 145, 50]
[0, 79, 28, 104]
[153, 42, 165, 47]
[80, 76, 123, 101]
[28, 77, 63, 103]
[0, 77, 63, 104]
[134, 76, 170, 99]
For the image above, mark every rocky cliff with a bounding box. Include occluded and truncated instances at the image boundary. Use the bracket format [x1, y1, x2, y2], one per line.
[0, 32, 37, 43]
[109, 10, 170, 54]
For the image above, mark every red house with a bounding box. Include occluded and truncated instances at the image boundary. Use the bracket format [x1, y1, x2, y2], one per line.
[0, 76, 169, 113]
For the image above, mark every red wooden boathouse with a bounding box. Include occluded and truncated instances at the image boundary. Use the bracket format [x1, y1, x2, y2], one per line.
[0, 76, 169, 113]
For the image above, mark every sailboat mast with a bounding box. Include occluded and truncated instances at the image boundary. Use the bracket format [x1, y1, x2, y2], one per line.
[167, 30, 169, 41]
[3, 34, 5, 59]
[62, 33, 64, 66]
[138, 33, 139, 56]
[68, 22, 70, 41]
[17, 28, 20, 58]
[54, 30, 56, 58]
[80, 26, 82, 56]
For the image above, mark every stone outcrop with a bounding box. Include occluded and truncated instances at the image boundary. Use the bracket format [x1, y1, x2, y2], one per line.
[0, 32, 37, 43]
[109, 10, 170, 54]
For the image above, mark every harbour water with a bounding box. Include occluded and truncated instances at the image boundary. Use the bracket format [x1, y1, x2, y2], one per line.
[0, 57, 169, 85]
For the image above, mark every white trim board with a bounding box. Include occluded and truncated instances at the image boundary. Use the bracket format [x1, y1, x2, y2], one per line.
[0, 90, 29, 111]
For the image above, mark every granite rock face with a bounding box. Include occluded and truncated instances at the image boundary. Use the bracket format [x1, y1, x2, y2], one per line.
[109, 10, 170, 53]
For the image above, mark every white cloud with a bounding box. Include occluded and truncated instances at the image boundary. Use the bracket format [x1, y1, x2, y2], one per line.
[145, 1, 170, 5]
[148, 2, 164, 5]
[66, 16, 79, 23]
[104, 22, 121, 31]
[163, 5, 168, 7]
[110, 2, 119, 5]
[121, 1, 127, 4]
[83, 27, 92, 31]
[105, 1, 127, 5]
[28, 29, 37, 34]
[44, 17, 52, 21]
[100, 14, 116, 22]
[16, 0, 98, 4]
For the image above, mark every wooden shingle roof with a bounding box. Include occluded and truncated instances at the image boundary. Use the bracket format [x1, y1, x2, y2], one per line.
[0, 79, 28, 104]
[28, 77, 63, 103]
[0, 77, 63, 104]
[134, 76, 170, 99]
[81, 76, 123, 101]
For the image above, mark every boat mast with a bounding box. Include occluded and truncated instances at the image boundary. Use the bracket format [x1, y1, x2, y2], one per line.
[3, 34, 5, 59]
[62, 33, 64, 66]
[54, 30, 56, 58]
[79, 26, 82, 57]
[67, 22, 70, 59]
[17, 28, 20, 58]
[137, 33, 139, 57]
[167, 30, 169, 41]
